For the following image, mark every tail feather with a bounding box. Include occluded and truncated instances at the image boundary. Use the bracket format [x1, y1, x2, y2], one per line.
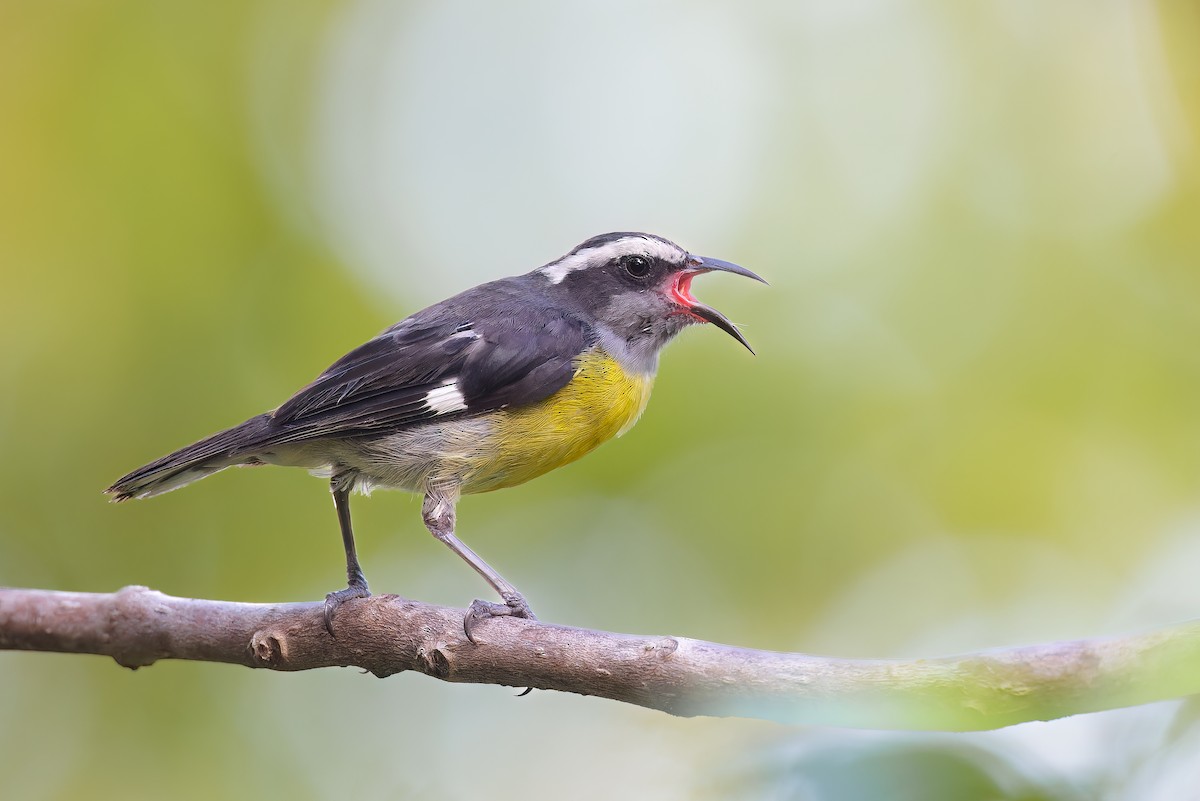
[106, 414, 276, 501]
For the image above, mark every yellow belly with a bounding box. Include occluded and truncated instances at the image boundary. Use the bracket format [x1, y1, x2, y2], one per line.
[456, 348, 654, 494]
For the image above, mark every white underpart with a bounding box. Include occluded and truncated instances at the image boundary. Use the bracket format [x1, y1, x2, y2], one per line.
[540, 236, 686, 284]
[424, 380, 468, 414]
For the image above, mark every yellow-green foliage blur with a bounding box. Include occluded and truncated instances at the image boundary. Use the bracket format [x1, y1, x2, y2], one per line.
[3, 2, 1200, 799]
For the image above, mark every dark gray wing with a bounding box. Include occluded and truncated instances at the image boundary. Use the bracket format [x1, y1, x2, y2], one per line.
[271, 280, 593, 440]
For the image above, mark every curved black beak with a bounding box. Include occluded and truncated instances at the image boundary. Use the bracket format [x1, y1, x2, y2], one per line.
[684, 255, 768, 355]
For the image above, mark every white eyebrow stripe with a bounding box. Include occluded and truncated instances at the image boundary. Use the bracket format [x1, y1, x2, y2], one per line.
[424, 380, 468, 414]
[540, 236, 686, 284]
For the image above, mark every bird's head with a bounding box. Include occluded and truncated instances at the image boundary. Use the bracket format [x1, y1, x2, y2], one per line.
[538, 232, 766, 370]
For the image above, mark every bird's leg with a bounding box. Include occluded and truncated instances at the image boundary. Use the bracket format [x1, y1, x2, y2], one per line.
[422, 489, 536, 643]
[323, 474, 371, 636]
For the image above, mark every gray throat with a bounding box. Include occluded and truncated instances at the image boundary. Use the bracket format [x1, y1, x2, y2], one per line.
[594, 322, 676, 376]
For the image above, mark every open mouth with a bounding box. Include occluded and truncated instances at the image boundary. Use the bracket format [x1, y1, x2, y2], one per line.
[670, 271, 700, 309]
[668, 258, 766, 354]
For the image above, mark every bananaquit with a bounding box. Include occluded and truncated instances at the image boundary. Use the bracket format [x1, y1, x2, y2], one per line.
[107, 232, 765, 638]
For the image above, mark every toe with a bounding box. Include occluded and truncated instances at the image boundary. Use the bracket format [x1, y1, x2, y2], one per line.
[323, 585, 372, 637]
[462, 597, 538, 643]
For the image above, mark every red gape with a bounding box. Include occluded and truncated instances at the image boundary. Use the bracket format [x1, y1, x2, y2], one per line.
[670, 271, 705, 321]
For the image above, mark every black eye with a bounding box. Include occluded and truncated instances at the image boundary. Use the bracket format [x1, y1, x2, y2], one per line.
[623, 255, 652, 279]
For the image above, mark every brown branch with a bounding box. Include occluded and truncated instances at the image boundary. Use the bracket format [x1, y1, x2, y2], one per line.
[2, 585, 1197, 730]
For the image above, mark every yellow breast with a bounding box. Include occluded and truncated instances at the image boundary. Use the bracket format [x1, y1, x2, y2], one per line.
[456, 347, 654, 494]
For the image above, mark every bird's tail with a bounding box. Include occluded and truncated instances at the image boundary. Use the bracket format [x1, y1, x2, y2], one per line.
[106, 414, 277, 501]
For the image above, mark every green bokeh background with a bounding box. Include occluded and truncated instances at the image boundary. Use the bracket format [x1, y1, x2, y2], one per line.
[3, 2, 1200, 799]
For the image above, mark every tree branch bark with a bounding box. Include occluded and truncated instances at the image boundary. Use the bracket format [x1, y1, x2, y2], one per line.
[1, 585, 1196, 730]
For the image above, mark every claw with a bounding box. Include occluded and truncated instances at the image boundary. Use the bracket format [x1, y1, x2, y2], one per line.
[323, 582, 371, 637]
[462, 594, 537, 644]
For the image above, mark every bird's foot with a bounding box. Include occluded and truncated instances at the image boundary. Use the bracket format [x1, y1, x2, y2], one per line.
[324, 580, 371, 637]
[463, 592, 537, 644]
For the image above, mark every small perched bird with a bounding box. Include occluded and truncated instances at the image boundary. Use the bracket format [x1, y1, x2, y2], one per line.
[107, 232, 764, 639]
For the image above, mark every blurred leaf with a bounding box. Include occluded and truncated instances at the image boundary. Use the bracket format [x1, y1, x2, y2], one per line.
[706, 738, 1082, 801]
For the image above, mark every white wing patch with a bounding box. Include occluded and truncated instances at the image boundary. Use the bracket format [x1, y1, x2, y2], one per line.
[541, 236, 686, 284]
[424, 380, 468, 414]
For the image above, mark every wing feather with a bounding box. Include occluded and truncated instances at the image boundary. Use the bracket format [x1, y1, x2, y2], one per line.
[270, 281, 592, 441]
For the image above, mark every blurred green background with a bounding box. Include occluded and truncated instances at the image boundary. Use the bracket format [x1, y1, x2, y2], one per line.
[3, 1, 1200, 799]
